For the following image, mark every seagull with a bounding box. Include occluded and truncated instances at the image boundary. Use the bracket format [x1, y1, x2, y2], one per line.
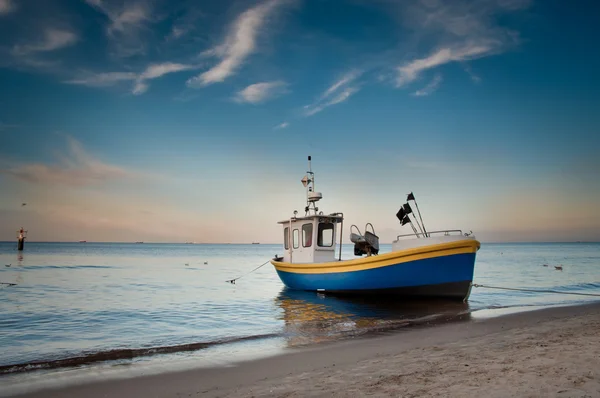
[4, 264, 10, 267]
[21, 203, 26, 207]
[542, 264, 548, 267]
[204, 261, 208, 265]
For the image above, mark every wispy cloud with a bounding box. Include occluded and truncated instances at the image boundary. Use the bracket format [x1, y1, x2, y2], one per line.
[0, 136, 135, 186]
[412, 73, 442, 96]
[166, 7, 205, 41]
[394, 0, 530, 88]
[462, 63, 481, 83]
[274, 122, 289, 130]
[0, 0, 16, 15]
[167, 26, 188, 40]
[12, 28, 78, 56]
[397, 44, 492, 87]
[187, 0, 290, 87]
[234, 81, 288, 104]
[320, 70, 362, 100]
[304, 70, 362, 116]
[66, 62, 198, 94]
[133, 62, 197, 95]
[85, 0, 155, 57]
[66, 72, 137, 87]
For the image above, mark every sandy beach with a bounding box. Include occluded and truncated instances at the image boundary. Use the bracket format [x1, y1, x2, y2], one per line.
[6, 301, 599, 398]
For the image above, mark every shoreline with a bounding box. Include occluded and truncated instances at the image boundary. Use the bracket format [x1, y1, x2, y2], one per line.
[5, 300, 600, 397]
[2, 299, 585, 378]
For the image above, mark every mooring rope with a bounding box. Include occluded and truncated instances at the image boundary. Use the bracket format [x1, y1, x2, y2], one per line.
[226, 260, 271, 284]
[472, 283, 600, 298]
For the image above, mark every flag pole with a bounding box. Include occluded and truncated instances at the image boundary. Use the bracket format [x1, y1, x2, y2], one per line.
[404, 202, 424, 237]
[408, 193, 428, 237]
[401, 214, 420, 237]
[409, 222, 419, 237]
[409, 213, 425, 237]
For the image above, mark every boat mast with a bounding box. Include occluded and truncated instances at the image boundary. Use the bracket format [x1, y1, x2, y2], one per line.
[303, 156, 322, 216]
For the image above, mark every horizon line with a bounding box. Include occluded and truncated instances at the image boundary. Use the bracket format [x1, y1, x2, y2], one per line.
[1, 241, 598, 245]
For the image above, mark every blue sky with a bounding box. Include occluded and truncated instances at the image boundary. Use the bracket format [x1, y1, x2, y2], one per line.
[0, 0, 599, 243]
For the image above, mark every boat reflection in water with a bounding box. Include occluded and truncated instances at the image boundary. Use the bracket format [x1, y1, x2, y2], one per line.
[274, 288, 472, 347]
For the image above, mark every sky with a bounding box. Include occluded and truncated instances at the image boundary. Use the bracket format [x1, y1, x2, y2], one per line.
[0, 0, 599, 244]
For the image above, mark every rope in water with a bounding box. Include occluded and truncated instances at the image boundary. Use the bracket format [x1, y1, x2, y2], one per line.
[471, 283, 600, 297]
[226, 260, 271, 284]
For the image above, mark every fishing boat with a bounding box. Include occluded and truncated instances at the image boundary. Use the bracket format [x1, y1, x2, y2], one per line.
[270, 156, 481, 301]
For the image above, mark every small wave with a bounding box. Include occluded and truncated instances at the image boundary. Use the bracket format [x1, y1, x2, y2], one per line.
[553, 281, 600, 291]
[22, 265, 116, 270]
[0, 333, 281, 375]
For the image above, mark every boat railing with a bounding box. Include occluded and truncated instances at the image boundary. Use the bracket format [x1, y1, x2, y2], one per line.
[395, 229, 467, 240]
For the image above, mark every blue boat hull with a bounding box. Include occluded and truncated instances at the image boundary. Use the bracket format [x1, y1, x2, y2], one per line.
[275, 252, 476, 300]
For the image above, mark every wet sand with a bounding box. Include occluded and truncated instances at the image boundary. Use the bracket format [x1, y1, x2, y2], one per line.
[8, 302, 600, 398]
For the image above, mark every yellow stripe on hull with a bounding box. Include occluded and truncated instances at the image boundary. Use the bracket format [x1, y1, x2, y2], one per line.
[271, 239, 480, 274]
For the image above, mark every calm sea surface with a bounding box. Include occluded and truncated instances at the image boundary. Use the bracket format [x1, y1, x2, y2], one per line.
[1, 241, 599, 393]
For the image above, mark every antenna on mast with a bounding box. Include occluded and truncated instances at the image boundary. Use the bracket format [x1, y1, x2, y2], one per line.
[302, 155, 322, 216]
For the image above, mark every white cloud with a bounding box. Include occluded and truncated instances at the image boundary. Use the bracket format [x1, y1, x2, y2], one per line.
[165, 8, 205, 41]
[274, 122, 289, 129]
[462, 63, 481, 83]
[0, 0, 16, 15]
[234, 81, 288, 104]
[304, 70, 362, 116]
[85, 0, 154, 57]
[397, 44, 492, 87]
[321, 70, 362, 100]
[1, 136, 135, 186]
[413, 74, 442, 96]
[66, 62, 197, 95]
[168, 26, 187, 40]
[138, 62, 194, 80]
[12, 28, 78, 56]
[65, 72, 137, 87]
[132, 80, 149, 95]
[132, 62, 196, 95]
[394, 0, 530, 88]
[187, 0, 289, 87]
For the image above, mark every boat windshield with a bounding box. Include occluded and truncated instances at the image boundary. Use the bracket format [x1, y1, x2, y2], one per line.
[317, 223, 334, 247]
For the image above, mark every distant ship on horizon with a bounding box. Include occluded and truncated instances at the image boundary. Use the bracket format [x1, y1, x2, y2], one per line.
[252, 242, 260, 245]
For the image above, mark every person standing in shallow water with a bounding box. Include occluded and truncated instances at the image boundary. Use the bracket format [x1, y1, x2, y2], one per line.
[17, 227, 26, 251]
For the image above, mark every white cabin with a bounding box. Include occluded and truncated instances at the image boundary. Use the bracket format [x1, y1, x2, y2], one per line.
[276, 156, 346, 264]
[277, 214, 343, 264]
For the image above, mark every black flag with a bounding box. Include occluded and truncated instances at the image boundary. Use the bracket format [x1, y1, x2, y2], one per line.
[403, 203, 413, 214]
[401, 214, 411, 226]
[396, 207, 405, 222]
[407, 192, 415, 202]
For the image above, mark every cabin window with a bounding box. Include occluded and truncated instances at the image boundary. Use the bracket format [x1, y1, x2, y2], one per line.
[284, 227, 289, 249]
[293, 229, 299, 249]
[302, 223, 313, 247]
[318, 223, 334, 247]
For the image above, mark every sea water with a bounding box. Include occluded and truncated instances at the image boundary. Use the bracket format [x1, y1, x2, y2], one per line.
[0, 242, 599, 392]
